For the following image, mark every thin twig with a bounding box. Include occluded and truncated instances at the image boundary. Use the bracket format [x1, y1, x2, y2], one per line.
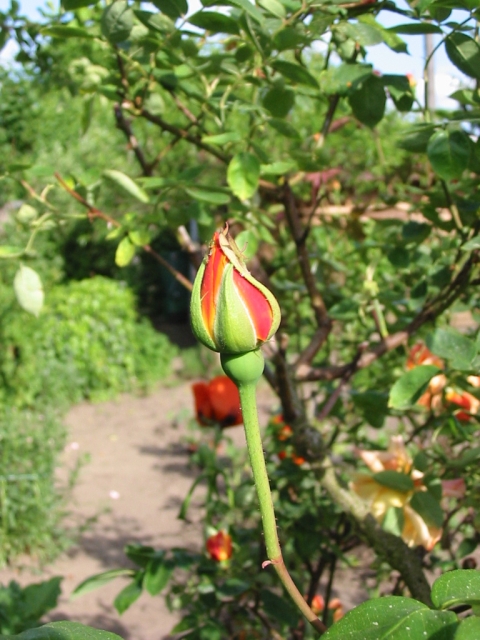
[54, 173, 193, 292]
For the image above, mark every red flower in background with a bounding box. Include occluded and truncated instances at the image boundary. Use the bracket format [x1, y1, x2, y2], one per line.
[192, 376, 242, 428]
[445, 388, 480, 422]
[206, 530, 233, 562]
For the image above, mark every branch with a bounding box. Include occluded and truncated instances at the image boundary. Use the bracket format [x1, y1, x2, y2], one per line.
[135, 105, 231, 164]
[298, 252, 478, 382]
[283, 182, 332, 361]
[114, 103, 153, 177]
[320, 458, 433, 606]
[54, 173, 193, 292]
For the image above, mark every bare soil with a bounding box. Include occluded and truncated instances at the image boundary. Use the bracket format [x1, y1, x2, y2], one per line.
[0, 377, 370, 639]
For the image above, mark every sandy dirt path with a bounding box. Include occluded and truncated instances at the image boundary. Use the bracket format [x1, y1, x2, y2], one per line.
[1, 378, 370, 639]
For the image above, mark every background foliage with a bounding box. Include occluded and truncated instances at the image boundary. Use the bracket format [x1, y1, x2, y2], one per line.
[0, 0, 479, 636]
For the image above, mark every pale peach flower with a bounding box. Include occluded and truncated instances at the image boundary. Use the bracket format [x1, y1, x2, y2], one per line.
[351, 437, 441, 551]
[467, 376, 480, 388]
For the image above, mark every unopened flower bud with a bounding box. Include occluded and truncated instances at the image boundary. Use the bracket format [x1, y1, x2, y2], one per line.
[190, 226, 281, 354]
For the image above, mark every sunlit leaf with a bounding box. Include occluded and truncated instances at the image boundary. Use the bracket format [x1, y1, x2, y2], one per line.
[432, 570, 480, 610]
[227, 152, 260, 200]
[388, 365, 441, 410]
[13, 265, 44, 317]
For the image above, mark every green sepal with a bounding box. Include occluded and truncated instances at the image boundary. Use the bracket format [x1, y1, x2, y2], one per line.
[190, 260, 218, 352]
[214, 264, 258, 353]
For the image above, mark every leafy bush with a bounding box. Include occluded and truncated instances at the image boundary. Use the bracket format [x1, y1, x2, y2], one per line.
[0, 577, 61, 634]
[0, 275, 177, 409]
[0, 407, 67, 565]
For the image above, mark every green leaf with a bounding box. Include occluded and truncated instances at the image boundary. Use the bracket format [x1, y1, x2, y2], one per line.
[103, 170, 150, 203]
[72, 569, 135, 598]
[267, 118, 299, 138]
[13, 265, 44, 317]
[322, 596, 457, 639]
[217, 578, 251, 598]
[124, 544, 158, 568]
[397, 124, 436, 152]
[461, 235, 480, 251]
[321, 63, 372, 96]
[260, 160, 296, 175]
[271, 60, 319, 88]
[260, 589, 300, 627]
[201, 131, 242, 145]
[113, 578, 143, 615]
[389, 22, 443, 34]
[445, 33, 480, 81]
[257, 0, 285, 17]
[426, 328, 475, 371]
[62, 0, 99, 10]
[432, 570, 480, 610]
[382, 74, 414, 112]
[227, 152, 260, 200]
[188, 11, 240, 34]
[129, 230, 151, 246]
[115, 237, 136, 267]
[410, 490, 444, 528]
[234, 230, 259, 260]
[41, 25, 93, 38]
[373, 471, 414, 493]
[427, 130, 471, 181]
[348, 75, 386, 128]
[150, 0, 187, 19]
[22, 577, 62, 622]
[263, 87, 295, 118]
[454, 616, 480, 639]
[388, 365, 441, 410]
[184, 187, 231, 204]
[100, 1, 134, 43]
[10, 621, 124, 639]
[227, 0, 264, 23]
[0, 245, 23, 258]
[143, 558, 172, 596]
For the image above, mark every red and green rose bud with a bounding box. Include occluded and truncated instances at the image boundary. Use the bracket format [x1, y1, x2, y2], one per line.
[206, 529, 233, 562]
[190, 226, 281, 355]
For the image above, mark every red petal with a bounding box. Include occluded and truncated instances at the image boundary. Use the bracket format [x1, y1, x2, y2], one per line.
[201, 233, 228, 337]
[191, 382, 213, 426]
[232, 270, 273, 341]
[208, 376, 242, 427]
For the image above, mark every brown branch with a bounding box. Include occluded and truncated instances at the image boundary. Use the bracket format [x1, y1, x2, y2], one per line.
[136, 106, 231, 164]
[114, 104, 153, 177]
[298, 252, 478, 382]
[283, 182, 332, 361]
[54, 173, 193, 292]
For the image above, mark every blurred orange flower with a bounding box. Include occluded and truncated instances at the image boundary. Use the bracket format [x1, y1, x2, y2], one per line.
[351, 436, 442, 551]
[206, 530, 233, 562]
[445, 388, 480, 422]
[192, 376, 242, 428]
[406, 343, 446, 411]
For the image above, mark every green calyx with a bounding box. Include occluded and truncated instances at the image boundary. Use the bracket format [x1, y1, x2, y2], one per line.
[221, 350, 265, 386]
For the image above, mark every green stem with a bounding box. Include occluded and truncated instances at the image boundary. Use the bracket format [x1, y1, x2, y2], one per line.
[237, 381, 326, 635]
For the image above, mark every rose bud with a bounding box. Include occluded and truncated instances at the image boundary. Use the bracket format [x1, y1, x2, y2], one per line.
[190, 226, 281, 355]
[206, 530, 233, 562]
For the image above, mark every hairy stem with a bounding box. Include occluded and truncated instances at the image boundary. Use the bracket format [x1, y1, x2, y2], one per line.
[238, 381, 326, 635]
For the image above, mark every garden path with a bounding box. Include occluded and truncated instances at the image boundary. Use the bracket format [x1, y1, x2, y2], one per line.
[1, 377, 370, 639]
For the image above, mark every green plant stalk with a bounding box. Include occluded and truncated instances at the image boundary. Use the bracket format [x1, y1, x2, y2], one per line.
[237, 381, 326, 635]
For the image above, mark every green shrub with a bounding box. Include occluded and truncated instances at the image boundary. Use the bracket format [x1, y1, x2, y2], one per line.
[0, 577, 62, 635]
[0, 407, 67, 565]
[0, 275, 177, 409]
